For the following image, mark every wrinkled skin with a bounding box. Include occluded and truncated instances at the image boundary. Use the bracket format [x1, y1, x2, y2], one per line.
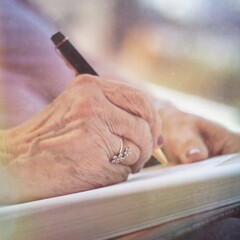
[1, 74, 162, 203]
[1, 0, 240, 205]
[1, 76, 240, 204]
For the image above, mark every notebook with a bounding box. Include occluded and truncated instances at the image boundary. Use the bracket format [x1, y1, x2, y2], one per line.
[0, 153, 240, 240]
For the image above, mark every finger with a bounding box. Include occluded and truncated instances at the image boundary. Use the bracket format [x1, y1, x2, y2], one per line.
[99, 78, 162, 147]
[108, 136, 140, 167]
[179, 132, 209, 163]
[197, 118, 240, 156]
[164, 126, 209, 164]
[70, 75, 154, 172]
[71, 74, 161, 142]
[102, 107, 153, 173]
[99, 135, 138, 184]
[120, 138, 141, 167]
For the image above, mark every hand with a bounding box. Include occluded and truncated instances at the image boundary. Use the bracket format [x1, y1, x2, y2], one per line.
[2, 74, 161, 203]
[159, 104, 240, 163]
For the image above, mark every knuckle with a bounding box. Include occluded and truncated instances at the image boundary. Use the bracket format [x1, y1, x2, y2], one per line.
[132, 146, 140, 161]
[82, 95, 98, 110]
[67, 75, 100, 95]
[116, 166, 131, 180]
[80, 96, 105, 119]
[75, 74, 99, 86]
[134, 91, 149, 106]
[98, 165, 130, 187]
[145, 150, 153, 163]
[136, 91, 154, 114]
[135, 118, 153, 157]
[137, 118, 152, 140]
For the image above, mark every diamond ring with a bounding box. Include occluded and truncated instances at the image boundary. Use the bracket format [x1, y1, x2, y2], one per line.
[110, 139, 131, 164]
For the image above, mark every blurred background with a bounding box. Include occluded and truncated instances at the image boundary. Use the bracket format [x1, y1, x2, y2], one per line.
[31, 0, 240, 124]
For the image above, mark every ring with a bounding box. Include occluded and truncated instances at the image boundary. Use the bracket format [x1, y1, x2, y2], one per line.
[110, 139, 131, 164]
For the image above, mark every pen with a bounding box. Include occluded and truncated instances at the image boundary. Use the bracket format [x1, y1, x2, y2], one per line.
[51, 31, 168, 166]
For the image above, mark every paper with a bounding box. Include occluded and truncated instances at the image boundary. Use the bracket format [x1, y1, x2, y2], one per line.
[0, 154, 239, 240]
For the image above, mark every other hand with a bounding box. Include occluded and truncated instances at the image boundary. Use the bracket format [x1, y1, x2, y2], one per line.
[159, 104, 240, 163]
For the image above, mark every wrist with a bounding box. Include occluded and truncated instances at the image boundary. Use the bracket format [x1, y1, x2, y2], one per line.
[0, 120, 36, 165]
[0, 130, 21, 204]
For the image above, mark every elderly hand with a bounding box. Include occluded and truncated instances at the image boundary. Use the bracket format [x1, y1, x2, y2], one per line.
[1, 74, 162, 203]
[159, 104, 240, 163]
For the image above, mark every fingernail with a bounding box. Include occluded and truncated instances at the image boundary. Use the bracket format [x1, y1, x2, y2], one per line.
[187, 147, 201, 156]
[157, 135, 163, 146]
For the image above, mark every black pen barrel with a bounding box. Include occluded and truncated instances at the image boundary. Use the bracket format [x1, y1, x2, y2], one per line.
[51, 31, 98, 76]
